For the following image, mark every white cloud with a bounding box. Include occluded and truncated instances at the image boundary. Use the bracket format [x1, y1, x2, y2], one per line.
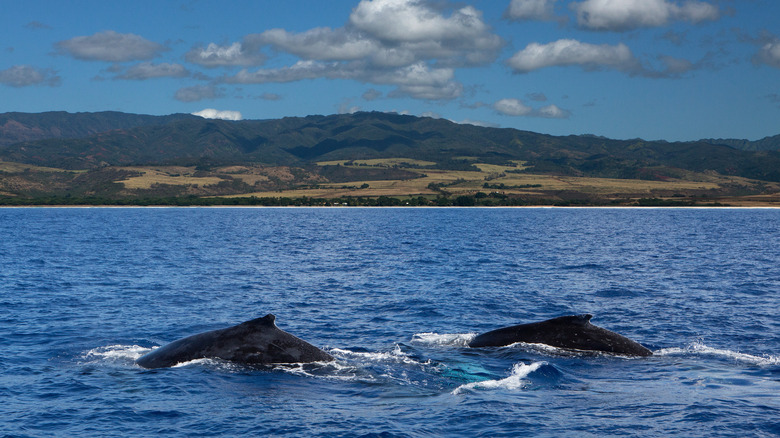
[115, 62, 189, 80]
[227, 60, 464, 100]
[505, 0, 559, 21]
[571, 0, 720, 31]
[494, 98, 533, 116]
[537, 104, 570, 118]
[494, 99, 570, 118]
[457, 119, 500, 128]
[192, 109, 243, 121]
[217, 0, 502, 101]
[251, 28, 377, 62]
[185, 42, 266, 68]
[375, 63, 463, 100]
[227, 60, 338, 84]
[755, 40, 780, 69]
[507, 39, 641, 74]
[0, 65, 61, 87]
[56, 30, 166, 62]
[350, 0, 493, 44]
[174, 84, 224, 102]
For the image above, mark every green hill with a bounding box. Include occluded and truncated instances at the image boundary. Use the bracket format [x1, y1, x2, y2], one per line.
[2, 111, 780, 183]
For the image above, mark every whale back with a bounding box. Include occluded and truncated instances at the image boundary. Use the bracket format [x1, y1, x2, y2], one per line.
[136, 314, 334, 368]
[468, 314, 652, 357]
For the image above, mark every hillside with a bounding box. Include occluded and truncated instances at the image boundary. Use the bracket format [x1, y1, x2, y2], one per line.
[2, 111, 780, 182]
[1, 111, 779, 206]
[0, 111, 197, 147]
[701, 134, 780, 152]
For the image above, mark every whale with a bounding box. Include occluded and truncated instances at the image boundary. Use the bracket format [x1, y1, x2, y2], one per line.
[468, 314, 653, 357]
[136, 314, 334, 369]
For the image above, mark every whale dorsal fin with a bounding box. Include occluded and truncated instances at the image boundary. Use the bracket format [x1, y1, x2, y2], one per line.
[553, 314, 593, 326]
[244, 314, 277, 327]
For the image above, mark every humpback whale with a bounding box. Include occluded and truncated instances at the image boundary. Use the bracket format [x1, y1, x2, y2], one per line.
[468, 314, 653, 357]
[136, 314, 334, 369]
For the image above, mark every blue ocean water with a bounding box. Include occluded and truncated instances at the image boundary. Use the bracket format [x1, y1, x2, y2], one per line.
[1, 207, 778, 437]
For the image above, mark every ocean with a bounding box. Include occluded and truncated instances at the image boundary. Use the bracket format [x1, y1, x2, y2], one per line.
[1, 207, 778, 437]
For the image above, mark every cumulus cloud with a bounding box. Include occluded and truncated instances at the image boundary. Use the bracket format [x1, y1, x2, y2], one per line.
[217, 0, 502, 100]
[571, 0, 720, 31]
[754, 38, 780, 69]
[505, 0, 559, 21]
[537, 104, 570, 118]
[174, 84, 224, 102]
[227, 60, 337, 84]
[185, 41, 266, 68]
[251, 28, 377, 62]
[508, 39, 641, 74]
[494, 98, 532, 116]
[349, 0, 496, 46]
[227, 59, 463, 100]
[192, 109, 243, 121]
[115, 62, 189, 80]
[55, 30, 166, 62]
[378, 63, 463, 100]
[494, 98, 570, 118]
[0, 65, 61, 87]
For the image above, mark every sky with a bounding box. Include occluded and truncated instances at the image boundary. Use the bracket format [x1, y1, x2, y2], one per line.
[1, 0, 778, 141]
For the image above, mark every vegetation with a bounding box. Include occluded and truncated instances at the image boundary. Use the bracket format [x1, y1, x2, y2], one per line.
[1, 111, 779, 206]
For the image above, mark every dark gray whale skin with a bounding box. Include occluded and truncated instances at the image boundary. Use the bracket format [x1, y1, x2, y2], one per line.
[136, 314, 334, 369]
[468, 314, 653, 357]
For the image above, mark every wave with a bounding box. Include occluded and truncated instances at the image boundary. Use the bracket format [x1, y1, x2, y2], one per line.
[655, 341, 780, 366]
[451, 362, 547, 395]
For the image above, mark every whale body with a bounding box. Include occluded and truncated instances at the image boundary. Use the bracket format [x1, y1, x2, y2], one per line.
[468, 314, 652, 357]
[136, 314, 334, 369]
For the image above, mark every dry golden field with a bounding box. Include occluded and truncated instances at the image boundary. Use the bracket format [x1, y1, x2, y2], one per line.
[221, 160, 780, 204]
[2, 158, 778, 206]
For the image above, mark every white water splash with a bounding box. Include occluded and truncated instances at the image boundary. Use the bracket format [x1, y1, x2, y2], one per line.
[655, 341, 780, 366]
[83, 344, 153, 363]
[277, 360, 366, 381]
[411, 332, 475, 347]
[329, 345, 431, 366]
[452, 362, 546, 395]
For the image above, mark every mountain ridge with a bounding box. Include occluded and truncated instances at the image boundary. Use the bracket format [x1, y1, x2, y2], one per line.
[1, 111, 779, 183]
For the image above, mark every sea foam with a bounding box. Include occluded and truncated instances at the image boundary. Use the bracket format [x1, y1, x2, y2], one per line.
[655, 341, 780, 366]
[451, 361, 546, 395]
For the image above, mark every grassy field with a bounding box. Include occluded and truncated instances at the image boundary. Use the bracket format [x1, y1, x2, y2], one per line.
[0, 161, 81, 173]
[109, 162, 753, 198]
[117, 167, 225, 189]
[229, 160, 776, 204]
[317, 158, 437, 167]
[2, 158, 779, 205]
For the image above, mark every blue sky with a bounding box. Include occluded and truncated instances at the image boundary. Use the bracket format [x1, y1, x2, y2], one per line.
[1, 0, 778, 141]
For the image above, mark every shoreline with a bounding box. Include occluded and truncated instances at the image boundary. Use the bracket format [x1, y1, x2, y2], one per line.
[3, 204, 779, 209]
